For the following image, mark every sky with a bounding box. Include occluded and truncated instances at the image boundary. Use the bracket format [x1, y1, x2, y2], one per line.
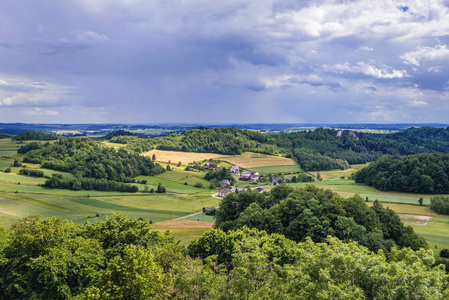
[1, 0, 449, 124]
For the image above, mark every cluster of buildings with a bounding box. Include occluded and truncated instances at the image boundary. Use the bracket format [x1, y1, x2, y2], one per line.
[202, 162, 266, 197]
[203, 162, 221, 170]
[239, 170, 259, 181]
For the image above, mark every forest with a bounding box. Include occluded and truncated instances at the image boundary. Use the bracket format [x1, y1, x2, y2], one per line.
[19, 138, 164, 191]
[215, 185, 427, 253]
[354, 154, 449, 194]
[0, 214, 447, 299]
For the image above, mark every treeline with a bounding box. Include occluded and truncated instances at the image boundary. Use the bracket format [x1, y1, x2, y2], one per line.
[157, 127, 286, 155]
[103, 130, 137, 140]
[43, 174, 139, 192]
[354, 154, 449, 194]
[17, 142, 42, 154]
[1, 215, 447, 299]
[13, 130, 57, 141]
[430, 196, 449, 215]
[110, 135, 158, 153]
[21, 138, 164, 182]
[149, 126, 449, 171]
[293, 149, 350, 171]
[215, 185, 427, 253]
[18, 168, 44, 177]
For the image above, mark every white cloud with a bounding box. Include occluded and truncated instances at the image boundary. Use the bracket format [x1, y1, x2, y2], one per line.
[401, 45, 449, 66]
[359, 46, 373, 51]
[24, 108, 60, 116]
[428, 66, 442, 73]
[71, 30, 109, 44]
[0, 74, 75, 107]
[322, 62, 408, 79]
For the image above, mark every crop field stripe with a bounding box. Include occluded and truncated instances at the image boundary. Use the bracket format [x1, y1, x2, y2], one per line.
[69, 197, 191, 215]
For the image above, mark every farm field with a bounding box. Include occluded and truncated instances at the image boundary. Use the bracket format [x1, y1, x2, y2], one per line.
[0, 138, 21, 156]
[318, 163, 369, 180]
[0, 189, 219, 229]
[142, 149, 223, 163]
[218, 152, 297, 169]
[150, 219, 214, 244]
[0, 161, 220, 228]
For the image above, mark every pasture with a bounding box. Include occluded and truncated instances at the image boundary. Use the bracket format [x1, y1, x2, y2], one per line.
[252, 165, 302, 175]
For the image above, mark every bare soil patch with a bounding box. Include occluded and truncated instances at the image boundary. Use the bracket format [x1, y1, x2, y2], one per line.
[152, 219, 214, 229]
[399, 214, 433, 226]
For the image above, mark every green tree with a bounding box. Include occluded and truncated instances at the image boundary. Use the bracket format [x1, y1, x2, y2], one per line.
[85, 245, 169, 299]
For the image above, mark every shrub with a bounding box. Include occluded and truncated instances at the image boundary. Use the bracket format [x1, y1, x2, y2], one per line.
[440, 249, 449, 258]
[194, 182, 204, 188]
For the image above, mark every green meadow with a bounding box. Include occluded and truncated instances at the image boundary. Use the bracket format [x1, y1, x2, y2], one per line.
[252, 165, 303, 175]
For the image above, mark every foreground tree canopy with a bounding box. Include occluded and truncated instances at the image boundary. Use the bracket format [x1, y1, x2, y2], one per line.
[215, 185, 427, 253]
[355, 154, 449, 194]
[0, 215, 447, 299]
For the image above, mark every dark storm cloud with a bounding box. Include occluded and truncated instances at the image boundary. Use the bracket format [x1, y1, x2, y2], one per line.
[0, 0, 448, 123]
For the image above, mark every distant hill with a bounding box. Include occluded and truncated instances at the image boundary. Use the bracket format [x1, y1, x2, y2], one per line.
[153, 126, 449, 171]
[13, 131, 57, 141]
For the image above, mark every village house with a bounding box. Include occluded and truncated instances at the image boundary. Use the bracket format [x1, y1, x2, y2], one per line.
[240, 170, 251, 180]
[285, 176, 293, 182]
[221, 179, 231, 187]
[250, 171, 259, 181]
[218, 189, 230, 197]
[255, 187, 264, 193]
[230, 165, 240, 174]
[203, 162, 215, 170]
[272, 176, 282, 184]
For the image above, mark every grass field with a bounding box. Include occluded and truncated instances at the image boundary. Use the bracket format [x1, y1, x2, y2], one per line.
[413, 216, 449, 249]
[151, 219, 214, 244]
[289, 179, 434, 206]
[318, 164, 369, 180]
[252, 165, 302, 175]
[0, 138, 21, 156]
[0, 158, 12, 171]
[101, 141, 127, 148]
